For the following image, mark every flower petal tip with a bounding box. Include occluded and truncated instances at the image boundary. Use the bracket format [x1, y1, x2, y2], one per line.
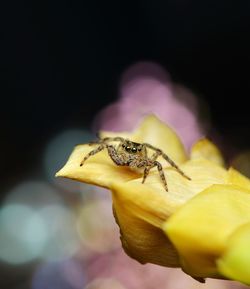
[191, 138, 224, 166]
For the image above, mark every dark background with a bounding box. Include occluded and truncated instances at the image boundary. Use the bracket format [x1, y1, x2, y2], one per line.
[2, 1, 250, 192]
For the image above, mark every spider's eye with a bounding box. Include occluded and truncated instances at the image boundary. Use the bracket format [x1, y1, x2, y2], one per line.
[131, 147, 137, 153]
[138, 147, 142, 152]
[125, 146, 131, 152]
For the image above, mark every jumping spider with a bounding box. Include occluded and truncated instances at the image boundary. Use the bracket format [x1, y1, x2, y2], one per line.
[80, 136, 191, 191]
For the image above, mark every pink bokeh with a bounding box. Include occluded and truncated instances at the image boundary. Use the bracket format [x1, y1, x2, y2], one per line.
[94, 62, 206, 152]
[86, 248, 247, 289]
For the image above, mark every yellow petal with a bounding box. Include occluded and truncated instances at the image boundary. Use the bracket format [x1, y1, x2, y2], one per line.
[101, 115, 187, 164]
[164, 184, 250, 279]
[133, 115, 187, 163]
[217, 222, 250, 285]
[112, 197, 180, 267]
[227, 167, 250, 191]
[57, 114, 245, 278]
[190, 138, 225, 167]
[56, 144, 138, 188]
[110, 159, 227, 267]
[56, 114, 187, 188]
[113, 158, 227, 216]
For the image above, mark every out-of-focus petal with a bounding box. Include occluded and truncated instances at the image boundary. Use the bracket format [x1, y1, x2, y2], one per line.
[227, 167, 250, 191]
[217, 222, 250, 285]
[190, 138, 225, 167]
[101, 115, 188, 164]
[131, 115, 187, 164]
[164, 184, 250, 279]
[112, 197, 180, 267]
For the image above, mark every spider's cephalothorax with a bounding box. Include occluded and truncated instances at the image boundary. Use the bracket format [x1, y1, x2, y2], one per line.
[80, 136, 191, 191]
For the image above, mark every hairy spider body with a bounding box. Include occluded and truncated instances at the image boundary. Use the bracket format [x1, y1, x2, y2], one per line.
[80, 137, 191, 191]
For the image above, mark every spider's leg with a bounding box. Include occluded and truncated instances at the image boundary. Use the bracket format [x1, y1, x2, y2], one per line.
[142, 166, 150, 184]
[153, 161, 168, 191]
[106, 145, 127, 166]
[139, 160, 168, 191]
[80, 145, 105, 166]
[143, 143, 160, 151]
[132, 159, 150, 184]
[143, 143, 191, 180]
[150, 150, 161, 161]
[161, 153, 191, 180]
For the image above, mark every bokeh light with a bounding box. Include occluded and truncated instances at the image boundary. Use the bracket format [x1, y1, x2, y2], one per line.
[38, 204, 79, 261]
[1, 181, 80, 263]
[94, 62, 208, 152]
[0, 204, 47, 264]
[4, 180, 63, 208]
[85, 247, 246, 289]
[76, 197, 120, 254]
[43, 128, 93, 192]
[32, 258, 86, 289]
[84, 278, 127, 289]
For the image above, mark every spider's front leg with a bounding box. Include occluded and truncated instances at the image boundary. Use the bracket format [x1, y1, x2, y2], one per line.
[144, 143, 191, 181]
[80, 144, 105, 166]
[161, 153, 191, 180]
[106, 145, 127, 166]
[141, 160, 168, 192]
[153, 161, 168, 191]
[80, 141, 127, 167]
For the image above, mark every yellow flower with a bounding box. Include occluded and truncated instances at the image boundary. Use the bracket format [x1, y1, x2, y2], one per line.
[56, 115, 250, 284]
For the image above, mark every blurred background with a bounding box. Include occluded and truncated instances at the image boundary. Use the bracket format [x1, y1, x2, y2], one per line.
[1, 1, 250, 289]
